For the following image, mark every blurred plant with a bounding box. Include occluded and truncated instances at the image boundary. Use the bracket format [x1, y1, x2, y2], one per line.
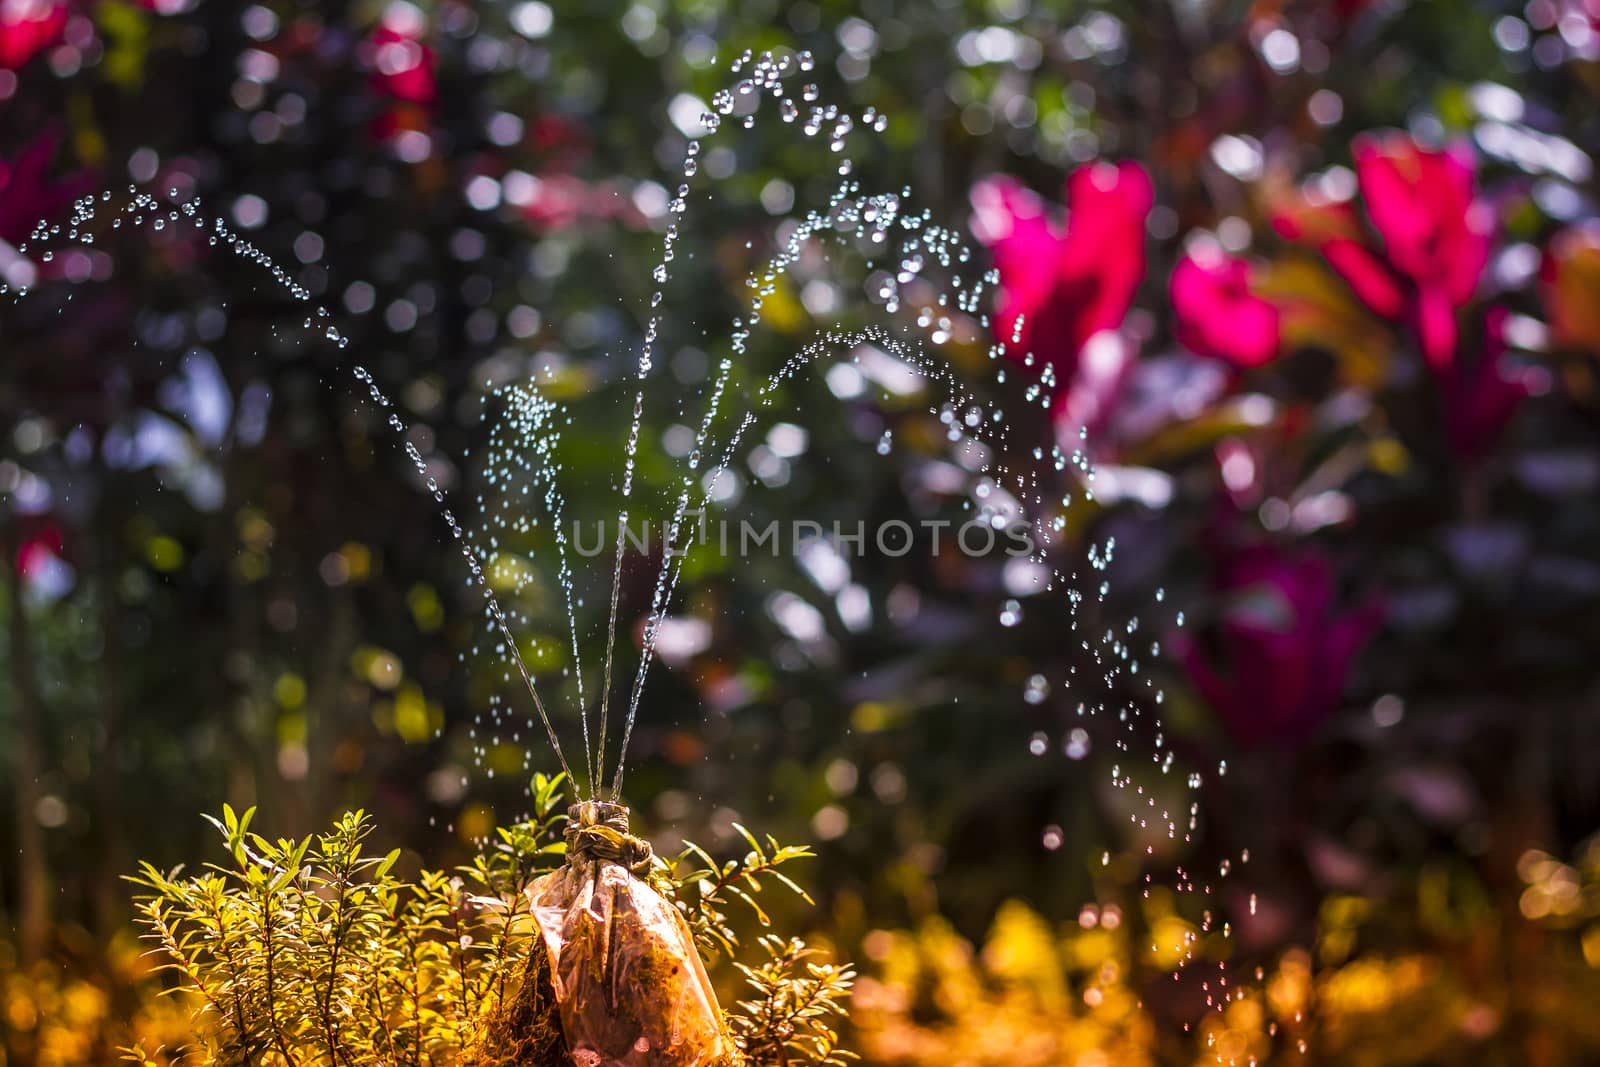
[1517, 834, 1600, 955]
[1176, 541, 1383, 749]
[850, 900, 1156, 1067]
[365, 3, 437, 108]
[363, 1, 437, 146]
[1270, 859, 1600, 1066]
[1440, 308, 1532, 465]
[0, 932, 193, 1067]
[1543, 221, 1600, 353]
[3, 1, 1600, 1063]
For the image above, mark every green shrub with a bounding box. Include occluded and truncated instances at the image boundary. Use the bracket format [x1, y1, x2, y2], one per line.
[125, 774, 853, 1066]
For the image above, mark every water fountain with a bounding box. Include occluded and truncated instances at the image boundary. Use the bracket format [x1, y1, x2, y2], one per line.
[5, 39, 1255, 1065]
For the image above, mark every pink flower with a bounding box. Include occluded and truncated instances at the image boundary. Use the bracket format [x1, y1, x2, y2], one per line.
[1170, 247, 1281, 368]
[970, 161, 1152, 380]
[1354, 134, 1492, 370]
[1442, 309, 1531, 464]
[0, 128, 93, 247]
[0, 0, 65, 70]
[1272, 134, 1492, 372]
[1180, 544, 1382, 749]
[367, 3, 435, 107]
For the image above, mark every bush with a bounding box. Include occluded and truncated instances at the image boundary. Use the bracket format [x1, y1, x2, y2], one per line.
[125, 774, 853, 1067]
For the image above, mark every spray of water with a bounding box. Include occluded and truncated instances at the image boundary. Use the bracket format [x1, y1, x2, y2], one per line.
[4, 41, 1259, 1023]
[454, 46, 1251, 998]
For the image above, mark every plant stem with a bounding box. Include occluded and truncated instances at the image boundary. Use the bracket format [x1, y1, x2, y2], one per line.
[259, 883, 302, 1066]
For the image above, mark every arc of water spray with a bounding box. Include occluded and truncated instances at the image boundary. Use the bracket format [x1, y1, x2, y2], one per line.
[605, 175, 880, 798]
[13, 63, 1242, 1002]
[551, 462, 594, 800]
[45, 70, 1083, 854]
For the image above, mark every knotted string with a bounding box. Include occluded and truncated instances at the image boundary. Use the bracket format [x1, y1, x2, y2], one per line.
[564, 802, 653, 873]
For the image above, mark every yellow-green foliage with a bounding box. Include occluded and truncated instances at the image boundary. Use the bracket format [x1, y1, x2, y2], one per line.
[1, 933, 194, 1067]
[125, 774, 853, 1067]
[852, 875, 1600, 1067]
[851, 901, 1157, 1067]
[728, 937, 856, 1067]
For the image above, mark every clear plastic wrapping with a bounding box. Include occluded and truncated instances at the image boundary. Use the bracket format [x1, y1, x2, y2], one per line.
[526, 801, 735, 1067]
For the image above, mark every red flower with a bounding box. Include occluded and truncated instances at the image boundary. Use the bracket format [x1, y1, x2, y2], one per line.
[1180, 544, 1382, 749]
[1541, 221, 1600, 353]
[0, 127, 94, 247]
[0, 0, 65, 70]
[367, 3, 435, 107]
[1354, 134, 1491, 370]
[1170, 246, 1281, 369]
[970, 161, 1152, 379]
[1442, 309, 1532, 464]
